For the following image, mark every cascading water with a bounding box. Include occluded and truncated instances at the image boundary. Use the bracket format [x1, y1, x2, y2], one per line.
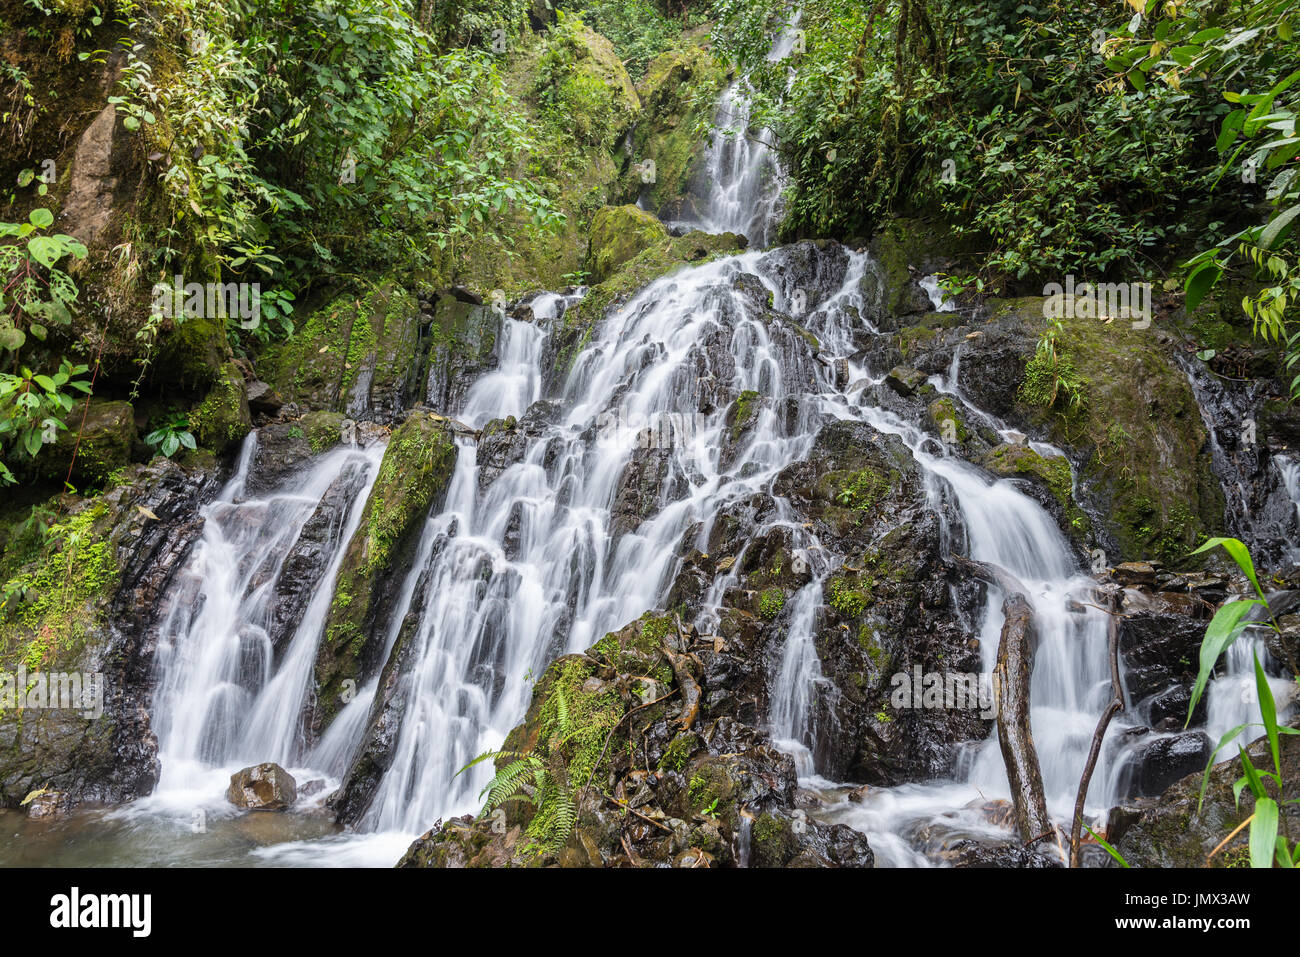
[697, 11, 801, 247]
[150, 435, 384, 798]
[63, 21, 1288, 868]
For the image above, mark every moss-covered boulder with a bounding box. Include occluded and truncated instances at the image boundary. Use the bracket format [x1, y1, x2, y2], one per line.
[980, 441, 1090, 538]
[992, 298, 1224, 564]
[622, 44, 727, 217]
[587, 204, 670, 283]
[314, 412, 457, 727]
[190, 361, 252, 455]
[537, 15, 641, 153]
[258, 280, 423, 421]
[301, 410, 346, 454]
[37, 398, 134, 488]
[396, 608, 873, 868]
[860, 218, 975, 329]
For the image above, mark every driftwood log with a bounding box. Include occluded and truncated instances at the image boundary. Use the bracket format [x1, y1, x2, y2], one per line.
[952, 555, 1053, 846]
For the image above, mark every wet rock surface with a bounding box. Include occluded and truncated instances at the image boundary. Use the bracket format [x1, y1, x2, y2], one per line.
[227, 763, 298, 811]
[397, 615, 874, 868]
[0, 457, 223, 809]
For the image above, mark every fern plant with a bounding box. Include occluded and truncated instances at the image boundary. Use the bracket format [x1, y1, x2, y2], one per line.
[456, 688, 585, 856]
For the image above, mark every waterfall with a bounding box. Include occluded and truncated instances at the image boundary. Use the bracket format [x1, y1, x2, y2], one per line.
[150, 435, 383, 796]
[697, 11, 801, 246]
[122, 23, 1286, 868]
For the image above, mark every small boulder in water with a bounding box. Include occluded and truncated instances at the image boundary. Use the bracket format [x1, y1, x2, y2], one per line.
[885, 366, 927, 397]
[227, 763, 298, 811]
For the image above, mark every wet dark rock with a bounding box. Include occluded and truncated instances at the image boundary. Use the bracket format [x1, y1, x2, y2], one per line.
[1118, 611, 1205, 703]
[269, 457, 371, 660]
[246, 379, 284, 416]
[885, 366, 927, 397]
[227, 762, 297, 810]
[245, 421, 316, 496]
[1114, 735, 1300, 867]
[1120, 731, 1212, 798]
[0, 458, 223, 809]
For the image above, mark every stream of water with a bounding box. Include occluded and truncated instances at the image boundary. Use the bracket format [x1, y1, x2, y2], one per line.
[6, 36, 1293, 868]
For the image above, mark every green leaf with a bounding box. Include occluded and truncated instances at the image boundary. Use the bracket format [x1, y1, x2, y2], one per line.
[1251, 798, 1279, 868]
[1253, 652, 1281, 777]
[1187, 599, 1259, 724]
[27, 208, 53, 229]
[1084, 825, 1129, 867]
[1259, 204, 1300, 250]
[1198, 723, 1249, 813]
[1185, 261, 1222, 309]
[26, 236, 61, 268]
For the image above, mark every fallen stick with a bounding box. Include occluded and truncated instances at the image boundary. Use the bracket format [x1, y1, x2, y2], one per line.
[1069, 584, 1125, 867]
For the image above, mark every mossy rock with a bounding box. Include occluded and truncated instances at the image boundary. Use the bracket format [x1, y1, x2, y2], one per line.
[587, 205, 670, 283]
[190, 361, 252, 455]
[980, 441, 1090, 537]
[36, 398, 134, 488]
[258, 280, 421, 419]
[152, 314, 230, 395]
[622, 44, 727, 217]
[996, 298, 1224, 564]
[301, 410, 346, 454]
[861, 218, 973, 326]
[538, 15, 641, 153]
[315, 413, 457, 725]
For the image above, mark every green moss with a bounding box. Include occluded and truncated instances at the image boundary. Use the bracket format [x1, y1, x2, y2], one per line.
[586, 205, 670, 284]
[982, 442, 1090, 537]
[828, 575, 871, 618]
[0, 501, 118, 669]
[260, 280, 418, 413]
[622, 44, 727, 213]
[190, 361, 251, 454]
[315, 413, 457, 722]
[730, 390, 762, 440]
[1005, 300, 1225, 563]
[659, 731, 700, 772]
[301, 410, 345, 454]
[759, 587, 786, 621]
[926, 396, 968, 443]
[832, 467, 892, 511]
[751, 812, 797, 867]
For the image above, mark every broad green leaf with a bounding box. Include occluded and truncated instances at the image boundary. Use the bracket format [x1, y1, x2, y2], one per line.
[1251, 798, 1278, 868]
[1254, 652, 1281, 777]
[26, 236, 61, 268]
[1185, 261, 1222, 309]
[1188, 599, 1259, 724]
[1260, 204, 1300, 250]
[27, 208, 53, 229]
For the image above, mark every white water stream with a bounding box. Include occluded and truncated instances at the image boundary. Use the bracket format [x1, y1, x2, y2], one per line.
[111, 35, 1290, 868]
